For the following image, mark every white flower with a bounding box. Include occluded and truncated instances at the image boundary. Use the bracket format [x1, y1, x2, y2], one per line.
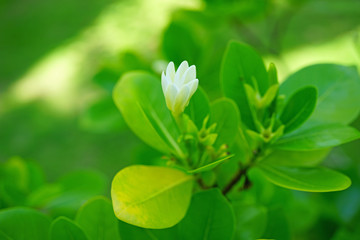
[161, 61, 199, 116]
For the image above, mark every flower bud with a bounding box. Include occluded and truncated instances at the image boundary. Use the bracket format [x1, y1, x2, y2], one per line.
[161, 61, 199, 116]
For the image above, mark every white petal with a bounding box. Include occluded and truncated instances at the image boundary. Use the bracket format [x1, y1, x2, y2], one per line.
[186, 65, 197, 83]
[165, 83, 178, 111]
[161, 71, 168, 94]
[180, 65, 196, 85]
[173, 85, 190, 115]
[186, 79, 199, 98]
[166, 62, 175, 81]
[174, 61, 189, 84]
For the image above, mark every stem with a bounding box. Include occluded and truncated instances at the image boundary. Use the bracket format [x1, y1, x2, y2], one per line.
[174, 113, 185, 132]
[222, 166, 249, 195]
[222, 148, 261, 195]
[172, 113, 189, 168]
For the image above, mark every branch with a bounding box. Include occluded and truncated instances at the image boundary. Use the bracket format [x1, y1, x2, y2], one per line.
[222, 166, 248, 195]
[222, 149, 261, 195]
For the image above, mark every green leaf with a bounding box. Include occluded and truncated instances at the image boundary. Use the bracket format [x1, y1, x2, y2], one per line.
[184, 87, 210, 130]
[0, 207, 51, 240]
[210, 98, 240, 148]
[178, 189, 235, 240]
[280, 86, 317, 133]
[162, 21, 201, 65]
[332, 227, 360, 240]
[280, 64, 360, 126]
[92, 67, 120, 93]
[256, 163, 351, 192]
[268, 63, 278, 85]
[113, 71, 185, 158]
[111, 165, 193, 229]
[274, 124, 360, 150]
[261, 149, 330, 167]
[50, 217, 88, 240]
[76, 197, 120, 240]
[262, 207, 290, 240]
[80, 96, 125, 133]
[258, 84, 279, 109]
[188, 154, 234, 174]
[0, 157, 44, 206]
[221, 41, 269, 130]
[27, 170, 108, 218]
[232, 203, 267, 240]
[0, 231, 12, 240]
[285, 192, 318, 233]
[118, 221, 178, 240]
[93, 51, 149, 93]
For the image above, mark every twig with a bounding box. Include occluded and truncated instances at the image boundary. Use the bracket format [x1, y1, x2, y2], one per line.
[222, 148, 261, 195]
[222, 166, 249, 195]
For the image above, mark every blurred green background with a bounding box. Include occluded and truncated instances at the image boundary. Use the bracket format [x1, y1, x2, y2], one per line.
[1, 0, 360, 239]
